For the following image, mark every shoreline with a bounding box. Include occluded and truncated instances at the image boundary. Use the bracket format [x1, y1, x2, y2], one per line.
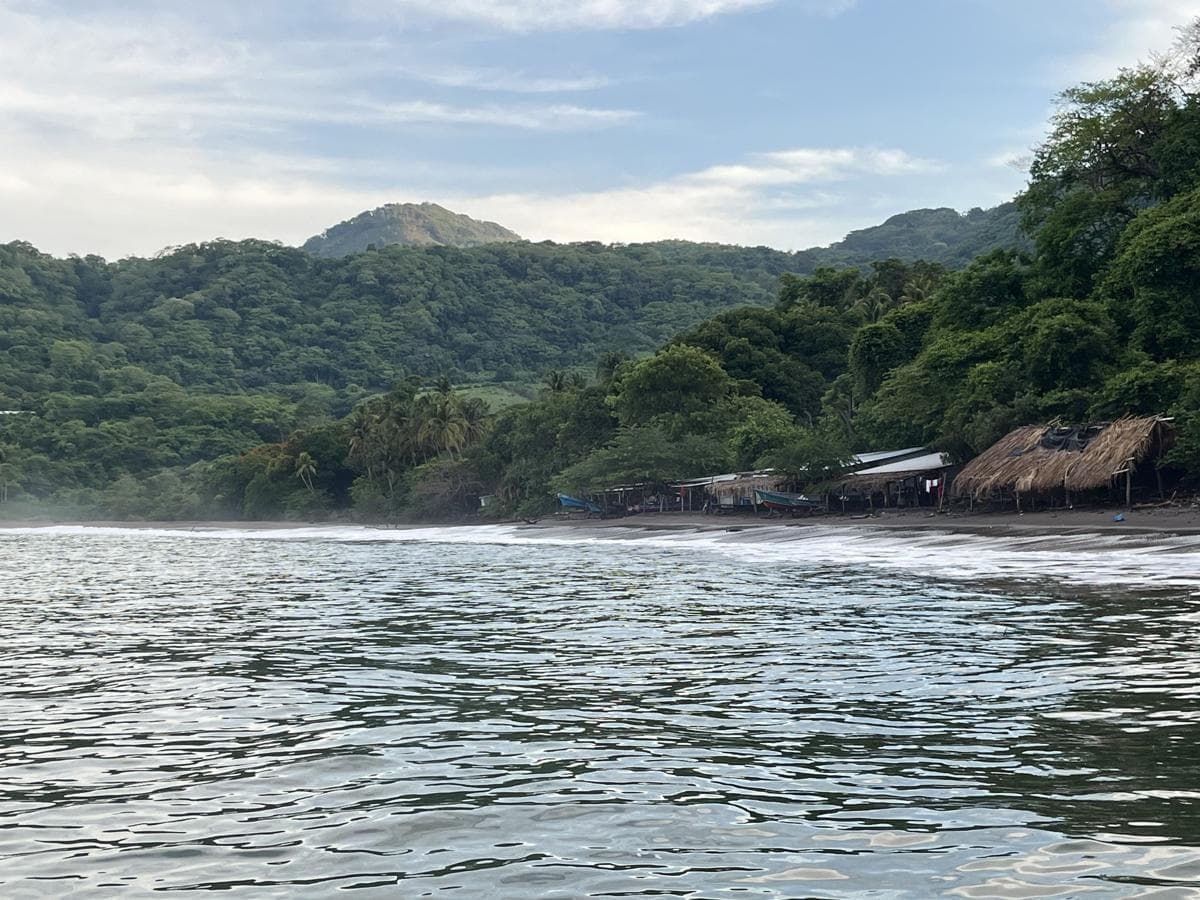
[4, 504, 1200, 538]
[533, 506, 1200, 537]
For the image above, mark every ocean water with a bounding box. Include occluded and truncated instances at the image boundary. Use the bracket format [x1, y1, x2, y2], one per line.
[3, 523, 1200, 897]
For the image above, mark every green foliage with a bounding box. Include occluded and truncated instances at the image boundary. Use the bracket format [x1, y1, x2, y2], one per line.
[779, 266, 862, 310]
[674, 307, 827, 419]
[402, 458, 485, 520]
[759, 428, 855, 490]
[1162, 363, 1200, 480]
[1010, 298, 1117, 391]
[472, 384, 616, 512]
[848, 322, 907, 399]
[1101, 187, 1200, 357]
[1091, 358, 1188, 419]
[302, 202, 522, 257]
[725, 397, 801, 468]
[552, 425, 731, 494]
[931, 250, 1031, 331]
[610, 345, 732, 430]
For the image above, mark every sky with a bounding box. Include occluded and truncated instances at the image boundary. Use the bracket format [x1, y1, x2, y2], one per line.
[1, 0, 1197, 259]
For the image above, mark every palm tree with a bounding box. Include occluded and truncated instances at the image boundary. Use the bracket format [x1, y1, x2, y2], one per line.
[417, 394, 467, 459]
[345, 405, 376, 476]
[899, 274, 938, 306]
[383, 399, 421, 466]
[459, 397, 491, 447]
[854, 287, 893, 323]
[295, 452, 317, 492]
[543, 369, 568, 393]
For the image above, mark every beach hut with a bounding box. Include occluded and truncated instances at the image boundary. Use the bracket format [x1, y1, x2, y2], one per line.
[674, 449, 940, 515]
[838, 450, 954, 510]
[673, 469, 783, 513]
[952, 415, 1174, 509]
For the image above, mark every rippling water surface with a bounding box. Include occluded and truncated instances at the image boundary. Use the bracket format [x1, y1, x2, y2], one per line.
[4, 523, 1200, 897]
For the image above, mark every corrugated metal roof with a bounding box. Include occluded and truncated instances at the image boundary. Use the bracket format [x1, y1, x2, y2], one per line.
[852, 446, 927, 465]
[849, 451, 950, 477]
[676, 469, 772, 487]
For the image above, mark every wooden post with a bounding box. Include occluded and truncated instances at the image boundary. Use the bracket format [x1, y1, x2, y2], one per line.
[1156, 465, 1164, 499]
[1126, 465, 1132, 509]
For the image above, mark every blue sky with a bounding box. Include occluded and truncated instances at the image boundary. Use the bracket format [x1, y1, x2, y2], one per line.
[0, 0, 1195, 258]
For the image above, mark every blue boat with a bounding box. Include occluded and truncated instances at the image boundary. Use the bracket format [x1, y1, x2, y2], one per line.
[754, 488, 821, 513]
[557, 493, 602, 515]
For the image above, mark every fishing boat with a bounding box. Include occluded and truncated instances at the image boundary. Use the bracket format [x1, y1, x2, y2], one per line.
[754, 488, 821, 514]
[556, 493, 603, 515]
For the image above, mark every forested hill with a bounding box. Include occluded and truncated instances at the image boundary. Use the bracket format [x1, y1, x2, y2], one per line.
[0, 238, 783, 410]
[302, 202, 522, 257]
[301, 200, 1023, 268]
[799, 203, 1027, 270]
[1, 200, 1024, 411]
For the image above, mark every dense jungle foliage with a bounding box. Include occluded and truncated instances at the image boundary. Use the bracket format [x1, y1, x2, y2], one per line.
[2, 31, 1199, 521]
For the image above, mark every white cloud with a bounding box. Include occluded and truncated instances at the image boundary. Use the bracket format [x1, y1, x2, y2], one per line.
[353, 0, 855, 31]
[458, 147, 942, 247]
[1061, 0, 1199, 80]
[409, 65, 612, 93]
[0, 5, 635, 145]
[359, 0, 765, 31]
[362, 99, 638, 128]
[0, 1, 975, 259]
[0, 140, 943, 258]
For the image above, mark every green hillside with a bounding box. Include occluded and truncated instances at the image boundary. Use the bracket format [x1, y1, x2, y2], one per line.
[799, 203, 1027, 270]
[303, 201, 1024, 270]
[302, 202, 521, 257]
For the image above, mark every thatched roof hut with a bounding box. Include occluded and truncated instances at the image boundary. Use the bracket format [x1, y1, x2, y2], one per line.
[952, 415, 1173, 501]
[718, 471, 786, 494]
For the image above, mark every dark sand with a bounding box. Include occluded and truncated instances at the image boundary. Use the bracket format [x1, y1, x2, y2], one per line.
[5, 503, 1200, 537]
[529, 503, 1200, 537]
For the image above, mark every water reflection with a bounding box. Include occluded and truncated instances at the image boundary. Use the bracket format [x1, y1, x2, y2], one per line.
[1, 528, 1200, 895]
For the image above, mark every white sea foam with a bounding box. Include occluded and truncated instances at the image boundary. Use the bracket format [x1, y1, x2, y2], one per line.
[4, 522, 1200, 588]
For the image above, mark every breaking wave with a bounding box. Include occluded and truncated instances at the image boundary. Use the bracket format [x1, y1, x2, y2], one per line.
[6, 521, 1200, 588]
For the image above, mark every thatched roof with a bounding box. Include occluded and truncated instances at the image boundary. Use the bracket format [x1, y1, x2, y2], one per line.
[952, 415, 1173, 500]
[720, 472, 785, 493]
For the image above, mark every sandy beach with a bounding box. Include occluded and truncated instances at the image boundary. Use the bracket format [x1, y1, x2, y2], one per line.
[5, 502, 1200, 537]
[527, 503, 1200, 537]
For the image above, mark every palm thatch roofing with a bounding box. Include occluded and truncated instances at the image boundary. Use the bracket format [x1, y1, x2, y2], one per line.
[717, 471, 786, 494]
[952, 415, 1173, 500]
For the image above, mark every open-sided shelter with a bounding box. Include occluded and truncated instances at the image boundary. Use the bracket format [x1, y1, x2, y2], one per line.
[837, 451, 954, 508]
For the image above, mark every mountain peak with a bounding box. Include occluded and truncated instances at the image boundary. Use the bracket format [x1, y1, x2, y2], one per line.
[302, 202, 522, 257]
